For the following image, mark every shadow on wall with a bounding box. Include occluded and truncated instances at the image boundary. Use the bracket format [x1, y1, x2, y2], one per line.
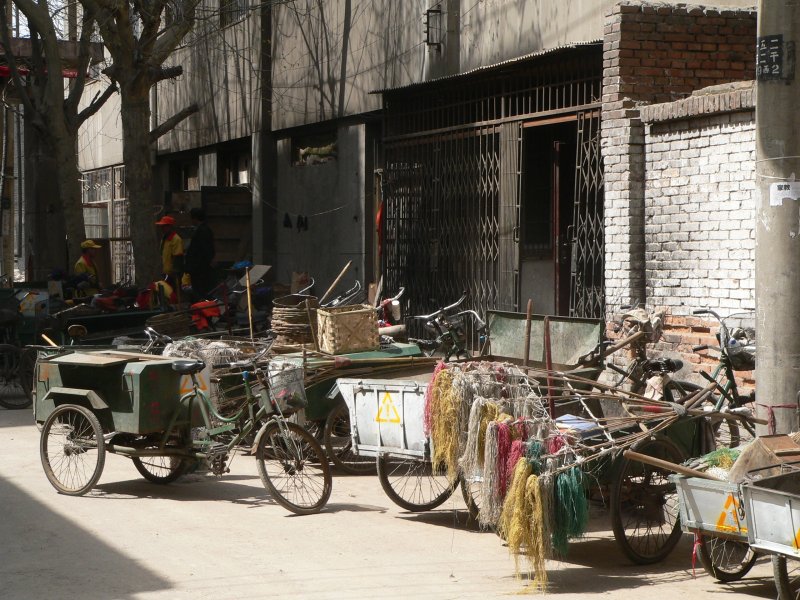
[0, 475, 170, 599]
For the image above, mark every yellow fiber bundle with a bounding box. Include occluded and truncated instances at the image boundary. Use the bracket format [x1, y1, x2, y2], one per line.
[524, 474, 548, 591]
[498, 459, 533, 555]
[430, 369, 461, 481]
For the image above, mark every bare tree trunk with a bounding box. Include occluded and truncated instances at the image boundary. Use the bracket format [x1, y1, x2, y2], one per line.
[51, 130, 86, 265]
[120, 93, 159, 287]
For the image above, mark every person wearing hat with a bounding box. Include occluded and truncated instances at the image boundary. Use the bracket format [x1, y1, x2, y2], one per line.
[155, 215, 184, 277]
[73, 239, 102, 296]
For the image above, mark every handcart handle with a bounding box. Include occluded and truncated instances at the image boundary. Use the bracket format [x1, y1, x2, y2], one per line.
[623, 449, 721, 481]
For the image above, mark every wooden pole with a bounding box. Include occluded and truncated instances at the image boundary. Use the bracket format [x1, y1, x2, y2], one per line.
[623, 449, 721, 481]
[544, 315, 555, 418]
[305, 299, 320, 352]
[245, 267, 254, 342]
[319, 260, 352, 305]
[523, 299, 533, 366]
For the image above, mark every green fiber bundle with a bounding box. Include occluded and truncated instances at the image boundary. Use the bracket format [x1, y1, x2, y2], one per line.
[526, 440, 545, 475]
[552, 467, 589, 555]
[702, 447, 741, 470]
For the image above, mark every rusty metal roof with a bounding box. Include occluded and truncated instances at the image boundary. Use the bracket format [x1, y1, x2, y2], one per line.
[371, 39, 602, 94]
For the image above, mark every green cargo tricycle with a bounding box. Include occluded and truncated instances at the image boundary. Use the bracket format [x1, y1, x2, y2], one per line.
[34, 347, 333, 515]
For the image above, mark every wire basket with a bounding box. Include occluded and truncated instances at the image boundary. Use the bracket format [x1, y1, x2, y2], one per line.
[720, 312, 756, 371]
[259, 363, 307, 415]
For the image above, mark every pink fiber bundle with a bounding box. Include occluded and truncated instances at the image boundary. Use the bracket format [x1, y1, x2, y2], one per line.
[495, 421, 513, 494]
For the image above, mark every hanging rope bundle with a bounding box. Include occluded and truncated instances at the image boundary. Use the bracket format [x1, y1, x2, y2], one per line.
[480, 422, 503, 528]
[552, 467, 589, 556]
[423, 361, 449, 435]
[429, 369, 462, 481]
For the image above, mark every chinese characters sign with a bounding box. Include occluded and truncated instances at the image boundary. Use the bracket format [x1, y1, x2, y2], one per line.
[758, 35, 785, 81]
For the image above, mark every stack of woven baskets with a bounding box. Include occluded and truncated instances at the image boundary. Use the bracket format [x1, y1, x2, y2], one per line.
[271, 294, 319, 346]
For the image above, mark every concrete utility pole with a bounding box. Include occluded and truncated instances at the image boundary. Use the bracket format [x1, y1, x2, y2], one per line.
[755, 1, 800, 435]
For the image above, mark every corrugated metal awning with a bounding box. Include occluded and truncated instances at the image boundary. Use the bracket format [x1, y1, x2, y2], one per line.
[371, 39, 602, 95]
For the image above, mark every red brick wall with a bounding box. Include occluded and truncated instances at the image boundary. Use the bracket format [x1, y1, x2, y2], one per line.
[607, 3, 756, 104]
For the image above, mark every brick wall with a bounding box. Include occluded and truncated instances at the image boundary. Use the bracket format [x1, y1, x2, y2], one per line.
[602, 1, 757, 314]
[608, 82, 757, 389]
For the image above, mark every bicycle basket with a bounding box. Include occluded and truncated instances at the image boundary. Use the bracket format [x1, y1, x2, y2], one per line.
[720, 312, 756, 371]
[259, 363, 307, 415]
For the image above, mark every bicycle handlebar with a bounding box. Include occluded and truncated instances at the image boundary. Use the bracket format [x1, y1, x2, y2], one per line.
[411, 292, 467, 321]
[693, 308, 721, 321]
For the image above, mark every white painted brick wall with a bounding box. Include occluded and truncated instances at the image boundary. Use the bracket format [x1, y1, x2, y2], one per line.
[642, 111, 756, 315]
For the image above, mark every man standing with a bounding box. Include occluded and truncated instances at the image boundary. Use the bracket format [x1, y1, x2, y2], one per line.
[155, 215, 184, 277]
[73, 239, 102, 296]
[185, 208, 216, 299]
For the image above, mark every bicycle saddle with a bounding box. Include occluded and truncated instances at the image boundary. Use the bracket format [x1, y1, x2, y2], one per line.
[171, 359, 205, 375]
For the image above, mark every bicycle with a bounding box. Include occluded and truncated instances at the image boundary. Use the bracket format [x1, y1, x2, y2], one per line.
[407, 292, 488, 360]
[690, 308, 757, 447]
[603, 306, 700, 403]
[38, 345, 333, 515]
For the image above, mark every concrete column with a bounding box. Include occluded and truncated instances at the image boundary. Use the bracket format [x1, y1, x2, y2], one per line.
[755, 1, 800, 434]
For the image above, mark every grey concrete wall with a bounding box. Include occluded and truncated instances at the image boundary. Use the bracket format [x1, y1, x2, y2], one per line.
[155, 10, 262, 154]
[275, 124, 366, 292]
[78, 82, 123, 171]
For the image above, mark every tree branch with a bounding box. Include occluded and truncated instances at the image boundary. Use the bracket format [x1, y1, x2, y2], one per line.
[149, 103, 198, 143]
[76, 82, 118, 126]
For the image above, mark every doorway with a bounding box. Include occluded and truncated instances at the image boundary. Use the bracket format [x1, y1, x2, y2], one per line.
[519, 120, 577, 315]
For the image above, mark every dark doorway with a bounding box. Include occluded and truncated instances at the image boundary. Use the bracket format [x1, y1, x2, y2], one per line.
[520, 119, 577, 315]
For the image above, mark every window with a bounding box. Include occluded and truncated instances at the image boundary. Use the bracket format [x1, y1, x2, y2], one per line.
[220, 0, 248, 28]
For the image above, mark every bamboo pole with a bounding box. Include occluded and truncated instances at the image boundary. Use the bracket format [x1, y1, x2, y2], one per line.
[319, 260, 352, 305]
[245, 267, 254, 342]
[624, 449, 721, 481]
[523, 299, 532, 367]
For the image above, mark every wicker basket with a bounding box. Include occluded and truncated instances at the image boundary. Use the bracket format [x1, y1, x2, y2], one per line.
[316, 304, 379, 354]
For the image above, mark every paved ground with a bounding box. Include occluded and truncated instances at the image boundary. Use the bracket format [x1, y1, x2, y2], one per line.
[0, 405, 782, 599]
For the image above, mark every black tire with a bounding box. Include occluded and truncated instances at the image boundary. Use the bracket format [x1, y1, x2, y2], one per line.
[460, 474, 481, 521]
[774, 555, 800, 600]
[323, 399, 375, 474]
[256, 421, 332, 515]
[610, 435, 685, 564]
[697, 535, 757, 582]
[40, 403, 105, 496]
[132, 456, 188, 484]
[0, 344, 28, 409]
[19, 346, 37, 405]
[376, 452, 457, 512]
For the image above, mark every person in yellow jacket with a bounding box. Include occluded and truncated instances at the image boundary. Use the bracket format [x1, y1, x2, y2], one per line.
[73, 239, 102, 296]
[155, 215, 184, 276]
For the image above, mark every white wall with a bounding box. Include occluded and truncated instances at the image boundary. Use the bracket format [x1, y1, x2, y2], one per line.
[77, 81, 123, 171]
[643, 110, 756, 314]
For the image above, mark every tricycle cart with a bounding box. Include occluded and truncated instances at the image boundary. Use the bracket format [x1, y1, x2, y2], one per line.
[35, 348, 333, 515]
[338, 359, 715, 566]
[674, 460, 800, 598]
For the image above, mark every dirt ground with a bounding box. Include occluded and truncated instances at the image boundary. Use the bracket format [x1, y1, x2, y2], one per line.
[0, 407, 782, 599]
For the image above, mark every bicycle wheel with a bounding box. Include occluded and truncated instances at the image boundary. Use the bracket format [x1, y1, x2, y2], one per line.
[610, 435, 684, 564]
[132, 456, 188, 484]
[0, 344, 28, 409]
[665, 381, 741, 449]
[40, 404, 106, 496]
[774, 555, 800, 600]
[460, 473, 482, 521]
[323, 399, 375, 474]
[19, 346, 37, 405]
[376, 452, 457, 512]
[256, 421, 332, 515]
[697, 535, 757, 582]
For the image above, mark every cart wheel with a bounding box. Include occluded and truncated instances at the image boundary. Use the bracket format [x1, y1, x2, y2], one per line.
[376, 452, 457, 512]
[323, 399, 375, 475]
[697, 535, 757, 582]
[460, 474, 482, 522]
[0, 344, 28, 409]
[132, 456, 188, 484]
[774, 555, 800, 600]
[18, 346, 37, 406]
[610, 435, 684, 564]
[40, 403, 105, 496]
[256, 421, 332, 515]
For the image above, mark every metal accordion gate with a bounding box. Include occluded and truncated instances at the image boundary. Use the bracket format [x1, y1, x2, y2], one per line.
[380, 45, 604, 325]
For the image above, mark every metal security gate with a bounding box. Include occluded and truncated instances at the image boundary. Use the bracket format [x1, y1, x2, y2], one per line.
[569, 111, 604, 319]
[382, 126, 504, 320]
[380, 44, 603, 324]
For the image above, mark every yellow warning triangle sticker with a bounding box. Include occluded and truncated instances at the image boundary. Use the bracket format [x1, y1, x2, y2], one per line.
[179, 373, 208, 395]
[376, 392, 401, 423]
[715, 493, 747, 534]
